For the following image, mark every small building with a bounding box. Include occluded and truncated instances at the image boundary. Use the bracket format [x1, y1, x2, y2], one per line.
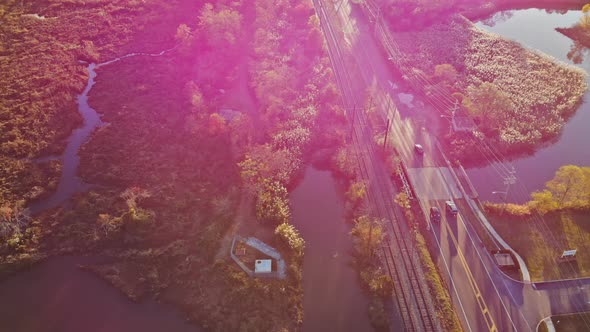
[255, 259, 272, 274]
[558, 249, 577, 263]
[492, 250, 517, 270]
[230, 236, 286, 279]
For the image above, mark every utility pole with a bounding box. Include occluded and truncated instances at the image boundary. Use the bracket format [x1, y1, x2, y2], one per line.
[383, 117, 391, 152]
[335, 0, 345, 13]
[368, 218, 373, 259]
[502, 167, 517, 200]
[450, 99, 459, 134]
[350, 104, 356, 139]
[373, 3, 382, 35]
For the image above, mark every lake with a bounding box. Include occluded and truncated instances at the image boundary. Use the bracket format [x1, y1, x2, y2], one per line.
[0, 256, 201, 332]
[467, 8, 590, 203]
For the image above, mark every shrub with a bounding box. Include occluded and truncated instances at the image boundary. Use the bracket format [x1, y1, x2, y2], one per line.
[256, 181, 291, 225]
[361, 267, 394, 299]
[275, 222, 305, 258]
[346, 181, 367, 206]
[368, 298, 390, 332]
[351, 215, 385, 261]
[484, 202, 531, 218]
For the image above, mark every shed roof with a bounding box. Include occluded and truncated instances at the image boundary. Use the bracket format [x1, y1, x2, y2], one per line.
[255, 259, 272, 273]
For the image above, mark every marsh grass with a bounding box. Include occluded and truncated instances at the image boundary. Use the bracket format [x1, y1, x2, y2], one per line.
[392, 15, 587, 161]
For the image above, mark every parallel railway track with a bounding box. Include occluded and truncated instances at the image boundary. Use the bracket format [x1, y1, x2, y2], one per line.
[311, 1, 439, 331]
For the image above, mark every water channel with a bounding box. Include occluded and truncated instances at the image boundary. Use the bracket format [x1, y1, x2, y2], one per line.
[290, 167, 377, 332]
[466, 8, 590, 203]
[0, 50, 203, 332]
[0, 256, 201, 332]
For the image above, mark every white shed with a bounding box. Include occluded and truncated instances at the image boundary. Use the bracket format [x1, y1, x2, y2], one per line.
[254, 259, 272, 274]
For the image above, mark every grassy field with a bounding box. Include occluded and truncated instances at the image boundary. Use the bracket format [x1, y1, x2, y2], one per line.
[486, 209, 590, 281]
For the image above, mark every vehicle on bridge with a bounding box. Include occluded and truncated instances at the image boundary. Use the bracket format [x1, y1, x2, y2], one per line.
[414, 144, 424, 155]
[429, 206, 441, 223]
[445, 200, 458, 215]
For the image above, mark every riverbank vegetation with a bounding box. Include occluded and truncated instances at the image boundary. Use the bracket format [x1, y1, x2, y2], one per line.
[1, 0, 353, 330]
[0, 0, 198, 276]
[382, 0, 586, 30]
[384, 7, 587, 164]
[0, 0, 192, 210]
[557, 4, 590, 63]
[484, 165, 590, 280]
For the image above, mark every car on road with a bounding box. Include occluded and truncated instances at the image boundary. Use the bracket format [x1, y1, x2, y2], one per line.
[429, 206, 441, 223]
[445, 200, 458, 215]
[414, 144, 424, 155]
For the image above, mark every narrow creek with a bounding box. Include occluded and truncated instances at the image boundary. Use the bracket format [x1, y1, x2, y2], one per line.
[1, 49, 203, 332]
[290, 167, 375, 331]
[29, 48, 174, 214]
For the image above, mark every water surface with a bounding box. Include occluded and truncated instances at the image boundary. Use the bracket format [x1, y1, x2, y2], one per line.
[467, 9, 590, 203]
[290, 167, 375, 332]
[0, 256, 201, 332]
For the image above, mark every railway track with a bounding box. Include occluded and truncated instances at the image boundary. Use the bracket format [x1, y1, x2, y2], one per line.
[311, 0, 439, 331]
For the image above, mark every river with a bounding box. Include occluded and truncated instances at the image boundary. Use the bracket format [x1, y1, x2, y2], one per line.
[466, 8, 590, 203]
[290, 167, 378, 331]
[0, 256, 201, 332]
[1, 49, 203, 332]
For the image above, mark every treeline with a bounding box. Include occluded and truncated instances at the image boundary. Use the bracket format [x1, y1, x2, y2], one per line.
[382, 0, 486, 30]
[557, 4, 590, 64]
[240, 0, 345, 240]
[486, 165, 590, 217]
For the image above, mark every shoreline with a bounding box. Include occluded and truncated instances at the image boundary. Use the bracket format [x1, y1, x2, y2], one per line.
[463, 0, 585, 21]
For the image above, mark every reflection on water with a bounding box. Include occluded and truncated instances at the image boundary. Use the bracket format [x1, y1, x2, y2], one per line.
[0, 256, 201, 332]
[290, 167, 378, 331]
[468, 9, 590, 203]
[6, 47, 200, 332]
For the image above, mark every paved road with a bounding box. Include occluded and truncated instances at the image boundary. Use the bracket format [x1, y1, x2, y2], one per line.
[321, 1, 590, 331]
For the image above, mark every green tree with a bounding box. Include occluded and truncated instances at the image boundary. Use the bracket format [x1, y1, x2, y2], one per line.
[529, 190, 559, 214]
[346, 181, 367, 208]
[198, 3, 242, 49]
[0, 201, 30, 239]
[184, 81, 204, 112]
[434, 63, 458, 83]
[394, 192, 411, 210]
[175, 24, 193, 55]
[362, 267, 393, 298]
[121, 187, 151, 220]
[275, 222, 305, 257]
[350, 215, 385, 260]
[208, 113, 228, 136]
[239, 144, 300, 193]
[256, 181, 290, 224]
[229, 113, 254, 151]
[96, 213, 122, 236]
[333, 145, 358, 179]
[463, 82, 513, 130]
[545, 165, 590, 207]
